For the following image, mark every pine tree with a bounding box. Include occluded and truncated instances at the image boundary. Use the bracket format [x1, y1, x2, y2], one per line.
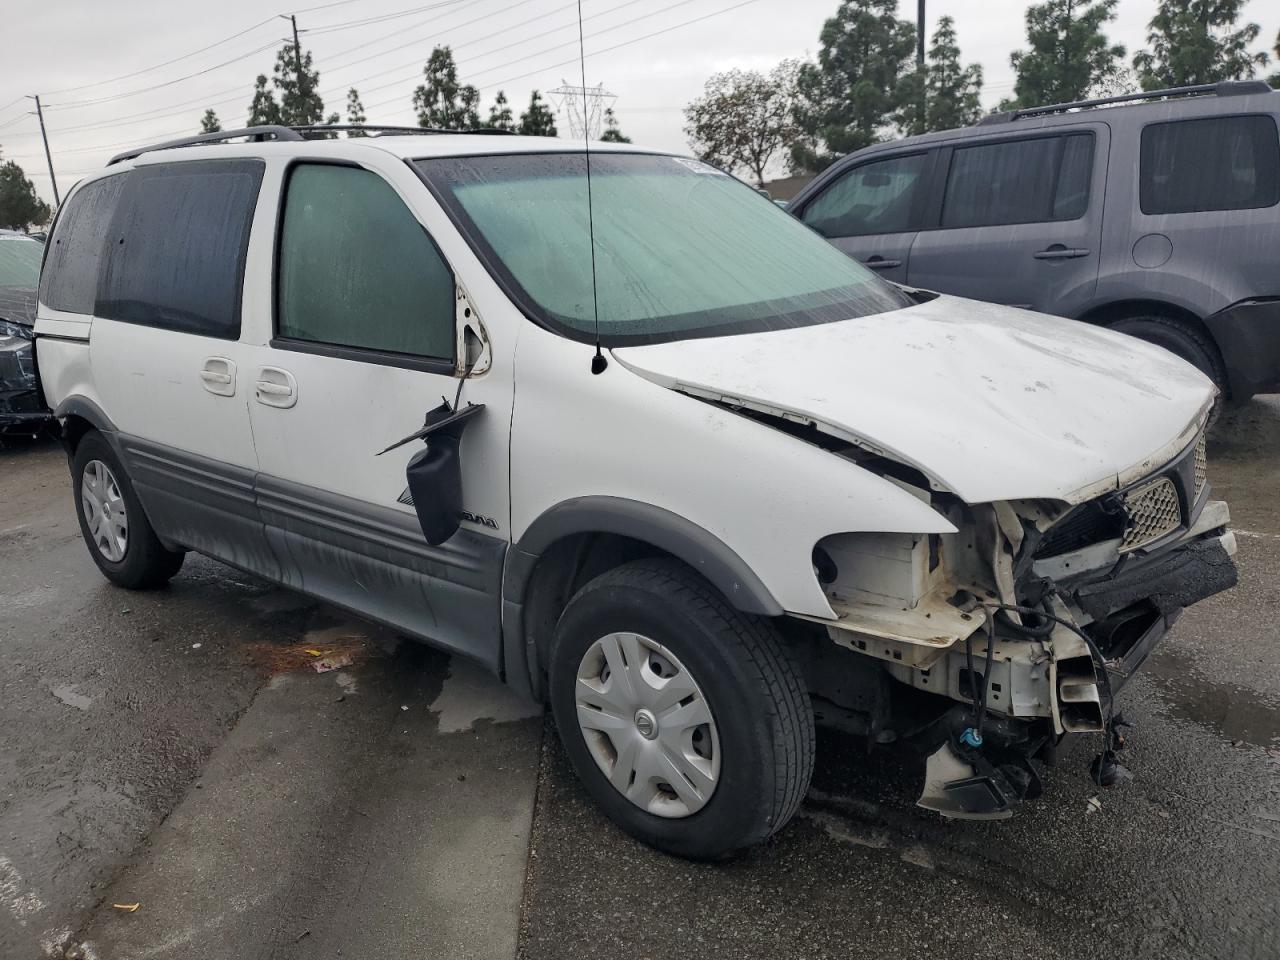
[273, 43, 326, 127]
[1007, 0, 1126, 108]
[412, 46, 480, 129]
[599, 107, 631, 143]
[792, 0, 917, 172]
[0, 160, 51, 231]
[346, 88, 367, 136]
[200, 108, 222, 133]
[895, 17, 983, 136]
[1133, 0, 1270, 90]
[486, 90, 514, 131]
[518, 91, 557, 137]
[247, 74, 280, 126]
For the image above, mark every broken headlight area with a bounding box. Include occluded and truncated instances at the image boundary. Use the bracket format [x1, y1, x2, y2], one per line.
[0, 320, 50, 433]
[800, 429, 1237, 820]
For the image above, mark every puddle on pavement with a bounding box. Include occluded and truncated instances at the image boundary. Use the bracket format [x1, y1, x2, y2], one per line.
[1144, 647, 1280, 747]
[242, 607, 400, 676]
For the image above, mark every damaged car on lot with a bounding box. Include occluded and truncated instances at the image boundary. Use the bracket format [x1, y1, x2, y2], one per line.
[0, 229, 52, 436]
[34, 126, 1237, 860]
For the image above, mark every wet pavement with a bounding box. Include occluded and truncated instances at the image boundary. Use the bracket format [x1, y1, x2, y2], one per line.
[1, 399, 1277, 959]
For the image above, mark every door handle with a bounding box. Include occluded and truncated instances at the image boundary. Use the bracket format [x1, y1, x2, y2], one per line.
[863, 256, 903, 269]
[1034, 246, 1090, 260]
[199, 357, 236, 397]
[255, 367, 297, 409]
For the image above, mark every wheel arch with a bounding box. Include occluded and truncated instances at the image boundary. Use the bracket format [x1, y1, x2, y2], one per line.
[54, 396, 118, 455]
[500, 497, 785, 702]
[1075, 297, 1213, 345]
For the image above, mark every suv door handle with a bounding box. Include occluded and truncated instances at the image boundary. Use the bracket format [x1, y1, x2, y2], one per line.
[200, 357, 236, 397]
[1034, 245, 1090, 260]
[255, 367, 297, 409]
[863, 256, 903, 269]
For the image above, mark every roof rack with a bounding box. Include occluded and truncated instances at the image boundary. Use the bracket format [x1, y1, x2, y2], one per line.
[108, 123, 516, 165]
[978, 79, 1274, 126]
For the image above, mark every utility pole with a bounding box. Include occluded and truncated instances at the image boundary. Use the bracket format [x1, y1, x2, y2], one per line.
[289, 15, 303, 85]
[28, 95, 59, 207]
[916, 0, 926, 66]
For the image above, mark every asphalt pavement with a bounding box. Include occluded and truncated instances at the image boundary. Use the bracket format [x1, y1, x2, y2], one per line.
[1, 399, 1277, 960]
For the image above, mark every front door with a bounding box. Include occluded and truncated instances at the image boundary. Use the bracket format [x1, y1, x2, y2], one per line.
[243, 160, 512, 668]
[795, 151, 933, 285]
[907, 127, 1108, 315]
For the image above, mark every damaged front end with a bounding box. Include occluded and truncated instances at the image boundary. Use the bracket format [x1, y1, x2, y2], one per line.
[802, 427, 1237, 820]
[0, 317, 52, 436]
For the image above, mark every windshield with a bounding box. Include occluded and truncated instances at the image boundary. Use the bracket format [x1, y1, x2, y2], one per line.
[0, 236, 43, 290]
[416, 152, 911, 345]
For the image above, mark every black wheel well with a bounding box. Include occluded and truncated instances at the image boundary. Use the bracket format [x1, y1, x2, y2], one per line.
[60, 414, 96, 454]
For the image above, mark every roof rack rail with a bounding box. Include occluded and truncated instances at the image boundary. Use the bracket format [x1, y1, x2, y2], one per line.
[978, 79, 1274, 126]
[108, 122, 518, 165]
[108, 125, 303, 165]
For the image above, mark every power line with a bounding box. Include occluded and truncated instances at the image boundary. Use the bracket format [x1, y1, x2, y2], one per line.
[306, 0, 474, 35]
[37, 17, 277, 97]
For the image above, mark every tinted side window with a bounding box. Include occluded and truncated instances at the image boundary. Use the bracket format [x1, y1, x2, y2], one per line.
[277, 164, 454, 359]
[800, 154, 928, 238]
[97, 160, 264, 339]
[1140, 115, 1280, 215]
[39, 175, 127, 314]
[941, 133, 1094, 229]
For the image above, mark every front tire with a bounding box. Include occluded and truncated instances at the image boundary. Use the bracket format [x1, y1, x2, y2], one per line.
[548, 558, 814, 860]
[72, 431, 185, 589]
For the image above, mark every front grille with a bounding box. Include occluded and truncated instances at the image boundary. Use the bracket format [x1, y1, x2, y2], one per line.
[1121, 477, 1181, 551]
[1193, 432, 1207, 498]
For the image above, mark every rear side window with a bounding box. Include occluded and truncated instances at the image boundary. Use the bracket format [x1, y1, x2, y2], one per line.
[97, 160, 264, 339]
[40, 175, 126, 314]
[1140, 115, 1280, 215]
[941, 133, 1094, 228]
[800, 153, 928, 238]
[276, 164, 454, 360]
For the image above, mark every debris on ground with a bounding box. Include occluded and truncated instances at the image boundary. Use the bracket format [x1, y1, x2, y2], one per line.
[312, 653, 353, 674]
[1085, 796, 1103, 815]
[111, 902, 139, 912]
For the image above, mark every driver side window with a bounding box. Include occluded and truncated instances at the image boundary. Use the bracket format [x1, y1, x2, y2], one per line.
[801, 154, 928, 239]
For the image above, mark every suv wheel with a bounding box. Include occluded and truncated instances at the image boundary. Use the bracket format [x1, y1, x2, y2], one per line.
[548, 558, 814, 860]
[1109, 315, 1227, 396]
[72, 431, 185, 589]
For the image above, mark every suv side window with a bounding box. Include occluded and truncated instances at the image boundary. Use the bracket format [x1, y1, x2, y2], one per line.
[940, 133, 1093, 229]
[97, 159, 264, 338]
[800, 153, 928, 238]
[39, 174, 127, 314]
[1140, 115, 1280, 215]
[276, 164, 454, 360]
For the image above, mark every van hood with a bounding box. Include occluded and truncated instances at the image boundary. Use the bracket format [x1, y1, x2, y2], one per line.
[613, 294, 1214, 505]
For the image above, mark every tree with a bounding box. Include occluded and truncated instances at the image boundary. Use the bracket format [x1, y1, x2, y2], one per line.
[0, 160, 51, 231]
[486, 90, 515, 131]
[200, 109, 222, 133]
[247, 74, 280, 126]
[273, 42, 326, 128]
[1272, 30, 1280, 87]
[518, 90, 557, 137]
[896, 16, 983, 136]
[792, 0, 917, 173]
[599, 106, 631, 143]
[412, 46, 480, 129]
[1007, 0, 1125, 109]
[346, 88, 366, 135]
[685, 61, 800, 185]
[1133, 0, 1269, 90]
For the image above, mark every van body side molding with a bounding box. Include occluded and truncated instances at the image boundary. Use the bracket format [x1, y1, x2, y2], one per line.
[509, 496, 785, 617]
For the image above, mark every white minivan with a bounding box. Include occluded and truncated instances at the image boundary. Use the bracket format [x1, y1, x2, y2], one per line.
[35, 126, 1237, 859]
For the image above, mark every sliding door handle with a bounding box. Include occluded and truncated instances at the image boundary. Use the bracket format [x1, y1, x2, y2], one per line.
[1034, 246, 1090, 260]
[864, 256, 903, 269]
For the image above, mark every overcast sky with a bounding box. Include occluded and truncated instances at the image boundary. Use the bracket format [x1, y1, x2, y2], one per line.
[1, 0, 1277, 203]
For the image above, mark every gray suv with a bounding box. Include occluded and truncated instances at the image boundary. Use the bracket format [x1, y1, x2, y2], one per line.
[789, 81, 1280, 403]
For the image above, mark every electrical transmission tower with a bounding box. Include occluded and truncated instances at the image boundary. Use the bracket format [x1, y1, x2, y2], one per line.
[548, 81, 616, 139]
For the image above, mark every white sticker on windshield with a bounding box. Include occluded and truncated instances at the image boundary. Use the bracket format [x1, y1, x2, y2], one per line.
[670, 157, 730, 176]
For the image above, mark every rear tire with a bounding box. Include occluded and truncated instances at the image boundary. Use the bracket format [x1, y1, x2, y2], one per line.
[72, 431, 185, 589]
[548, 558, 814, 860]
[1109, 314, 1226, 396]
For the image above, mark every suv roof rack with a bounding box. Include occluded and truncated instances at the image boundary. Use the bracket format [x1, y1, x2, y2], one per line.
[978, 79, 1274, 125]
[107, 123, 515, 166]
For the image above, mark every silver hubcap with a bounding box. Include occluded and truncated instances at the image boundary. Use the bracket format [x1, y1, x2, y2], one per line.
[81, 460, 128, 562]
[575, 632, 720, 818]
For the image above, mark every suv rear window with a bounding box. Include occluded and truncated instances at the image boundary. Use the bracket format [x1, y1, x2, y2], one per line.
[941, 133, 1093, 229]
[40, 175, 127, 315]
[97, 159, 264, 339]
[1140, 115, 1280, 215]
